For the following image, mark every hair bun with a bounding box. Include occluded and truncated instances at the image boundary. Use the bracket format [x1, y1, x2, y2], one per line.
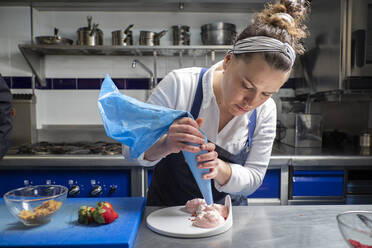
[269, 12, 295, 29]
[250, 0, 309, 55]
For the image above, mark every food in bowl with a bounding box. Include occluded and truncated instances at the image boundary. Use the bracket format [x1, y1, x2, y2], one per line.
[3, 185, 67, 226]
[18, 199, 62, 223]
[336, 211, 372, 248]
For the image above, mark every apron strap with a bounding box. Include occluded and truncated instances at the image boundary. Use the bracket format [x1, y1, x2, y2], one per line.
[246, 109, 257, 150]
[190, 68, 208, 119]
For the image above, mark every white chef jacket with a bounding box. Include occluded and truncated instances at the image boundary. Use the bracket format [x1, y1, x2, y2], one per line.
[123, 60, 277, 196]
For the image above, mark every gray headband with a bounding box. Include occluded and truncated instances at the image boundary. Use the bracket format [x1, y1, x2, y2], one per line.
[230, 36, 296, 67]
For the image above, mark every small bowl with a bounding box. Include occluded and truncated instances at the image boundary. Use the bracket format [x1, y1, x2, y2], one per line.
[337, 211, 372, 247]
[3, 185, 68, 226]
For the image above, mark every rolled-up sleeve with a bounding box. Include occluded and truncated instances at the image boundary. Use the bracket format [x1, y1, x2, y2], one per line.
[214, 99, 277, 196]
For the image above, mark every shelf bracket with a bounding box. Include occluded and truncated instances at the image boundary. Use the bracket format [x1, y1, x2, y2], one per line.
[18, 45, 46, 87]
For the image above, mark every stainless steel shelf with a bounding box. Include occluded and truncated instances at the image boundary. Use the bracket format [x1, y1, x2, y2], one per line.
[1, 0, 265, 12]
[19, 44, 231, 56]
[18, 44, 232, 87]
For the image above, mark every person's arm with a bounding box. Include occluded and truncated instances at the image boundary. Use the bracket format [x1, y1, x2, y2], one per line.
[0, 77, 12, 158]
[214, 99, 277, 195]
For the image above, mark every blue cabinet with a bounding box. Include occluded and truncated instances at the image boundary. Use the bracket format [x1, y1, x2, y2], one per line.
[292, 170, 344, 197]
[249, 169, 280, 198]
[148, 168, 280, 199]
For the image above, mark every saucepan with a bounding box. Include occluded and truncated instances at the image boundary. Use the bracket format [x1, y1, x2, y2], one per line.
[76, 16, 104, 46]
[139, 30, 167, 46]
[200, 22, 236, 45]
[112, 24, 134, 46]
[35, 28, 73, 45]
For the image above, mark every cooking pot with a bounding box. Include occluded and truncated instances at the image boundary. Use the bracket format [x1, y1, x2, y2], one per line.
[139, 30, 167, 46]
[201, 22, 236, 45]
[172, 25, 190, 45]
[76, 16, 104, 46]
[112, 24, 134, 46]
[35, 28, 73, 45]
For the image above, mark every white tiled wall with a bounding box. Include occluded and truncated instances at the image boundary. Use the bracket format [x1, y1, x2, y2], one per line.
[0, 6, 254, 129]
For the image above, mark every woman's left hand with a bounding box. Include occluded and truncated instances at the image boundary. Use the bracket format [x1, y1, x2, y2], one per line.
[196, 143, 231, 185]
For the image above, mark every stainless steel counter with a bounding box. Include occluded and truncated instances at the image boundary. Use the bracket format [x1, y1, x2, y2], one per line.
[0, 155, 138, 168]
[134, 204, 372, 248]
[2, 143, 372, 168]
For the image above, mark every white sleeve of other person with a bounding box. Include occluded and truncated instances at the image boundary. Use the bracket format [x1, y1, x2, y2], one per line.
[122, 61, 277, 196]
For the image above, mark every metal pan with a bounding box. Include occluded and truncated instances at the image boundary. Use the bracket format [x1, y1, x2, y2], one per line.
[35, 28, 73, 45]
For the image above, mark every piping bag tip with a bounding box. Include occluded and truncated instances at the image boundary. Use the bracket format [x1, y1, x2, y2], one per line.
[182, 129, 214, 205]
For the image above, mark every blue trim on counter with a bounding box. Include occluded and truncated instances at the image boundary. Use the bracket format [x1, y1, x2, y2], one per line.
[52, 78, 77, 89]
[9, 76, 159, 90]
[77, 78, 103, 89]
[3, 77, 11, 88]
[11, 76, 32, 89]
[126, 78, 150, 89]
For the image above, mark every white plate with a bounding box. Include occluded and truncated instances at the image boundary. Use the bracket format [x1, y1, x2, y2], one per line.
[146, 195, 233, 238]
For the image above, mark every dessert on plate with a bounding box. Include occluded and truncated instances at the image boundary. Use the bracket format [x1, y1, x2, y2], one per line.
[185, 198, 228, 228]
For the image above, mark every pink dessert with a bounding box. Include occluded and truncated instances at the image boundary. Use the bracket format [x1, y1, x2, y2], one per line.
[185, 198, 228, 228]
[185, 198, 206, 214]
[193, 208, 225, 228]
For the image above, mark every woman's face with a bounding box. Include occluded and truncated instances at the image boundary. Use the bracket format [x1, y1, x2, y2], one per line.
[220, 53, 290, 116]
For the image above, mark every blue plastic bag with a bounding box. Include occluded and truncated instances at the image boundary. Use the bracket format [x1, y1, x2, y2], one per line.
[98, 74, 213, 205]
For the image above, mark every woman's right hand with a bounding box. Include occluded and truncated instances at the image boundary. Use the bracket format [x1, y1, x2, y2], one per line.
[144, 117, 205, 161]
[164, 117, 205, 154]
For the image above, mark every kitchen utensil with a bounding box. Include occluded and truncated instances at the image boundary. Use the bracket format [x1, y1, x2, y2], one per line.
[76, 16, 104, 46]
[3, 185, 68, 226]
[112, 24, 134, 46]
[336, 211, 372, 247]
[172, 25, 190, 45]
[139, 30, 167, 46]
[0, 197, 145, 248]
[146, 195, 232, 238]
[201, 22, 236, 45]
[35, 28, 73, 45]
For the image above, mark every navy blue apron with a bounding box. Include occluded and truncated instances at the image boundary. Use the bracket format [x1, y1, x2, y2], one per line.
[146, 68, 257, 206]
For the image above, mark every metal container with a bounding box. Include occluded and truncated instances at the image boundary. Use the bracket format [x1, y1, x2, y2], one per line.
[35, 28, 73, 45]
[112, 24, 134, 46]
[200, 22, 236, 45]
[172, 25, 190, 45]
[76, 16, 104, 46]
[10, 94, 37, 146]
[360, 132, 371, 147]
[139, 30, 167, 46]
[280, 113, 323, 147]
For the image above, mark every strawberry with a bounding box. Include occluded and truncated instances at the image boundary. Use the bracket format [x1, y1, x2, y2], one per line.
[78, 206, 95, 225]
[92, 201, 119, 224]
[101, 201, 114, 210]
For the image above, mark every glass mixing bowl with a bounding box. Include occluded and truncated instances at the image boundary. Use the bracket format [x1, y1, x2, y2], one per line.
[3, 185, 68, 226]
[337, 211, 372, 248]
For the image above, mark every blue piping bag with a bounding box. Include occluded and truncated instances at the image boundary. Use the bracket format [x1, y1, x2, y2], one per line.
[182, 130, 214, 205]
[98, 74, 213, 204]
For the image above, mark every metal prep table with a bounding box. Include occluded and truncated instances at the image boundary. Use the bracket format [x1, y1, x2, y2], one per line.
[134, 204, 372, 248]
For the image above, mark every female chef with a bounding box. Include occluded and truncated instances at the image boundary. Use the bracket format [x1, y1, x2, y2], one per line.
[123, 0, 309, 206]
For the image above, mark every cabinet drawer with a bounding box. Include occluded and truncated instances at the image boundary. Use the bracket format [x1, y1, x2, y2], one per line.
[249, 169, 280, 198]
[292, 170, 344, 197]
[148, 169, 281, 199]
